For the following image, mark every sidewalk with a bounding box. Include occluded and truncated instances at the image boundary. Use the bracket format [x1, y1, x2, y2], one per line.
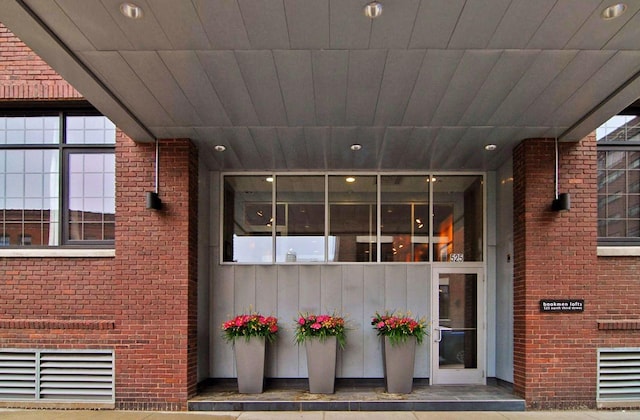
[0, 410, 639, 420]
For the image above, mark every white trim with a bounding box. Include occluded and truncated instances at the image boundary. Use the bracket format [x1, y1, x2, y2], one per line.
[0, 249, 115, 258]
[597, 246, 640, 257]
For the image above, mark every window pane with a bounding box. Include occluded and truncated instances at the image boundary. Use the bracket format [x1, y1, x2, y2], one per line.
[432, 175, 483, 262]
[328, 175, 377, 262]
[0, 117, 59, 145]
[380, 175, 430, 262]
[275, 176, 325, 262]
[223, 175, 274, 263]
[65, 116, 116, 144]
[0, 149, 59, 246]
[66, 152, 115, 242]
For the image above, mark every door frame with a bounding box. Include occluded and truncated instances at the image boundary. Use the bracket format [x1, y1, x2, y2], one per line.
[431, 266, 486, 385]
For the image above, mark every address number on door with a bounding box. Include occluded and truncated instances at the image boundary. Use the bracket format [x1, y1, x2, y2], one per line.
[449, 253, 464, 262]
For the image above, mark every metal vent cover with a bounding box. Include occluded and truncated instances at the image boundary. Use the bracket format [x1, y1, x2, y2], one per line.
[0, 349, 114, 404]
[597, 347, 640, 408]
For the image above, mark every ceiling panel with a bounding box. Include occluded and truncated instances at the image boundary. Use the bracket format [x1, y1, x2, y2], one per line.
[193, 0, 251, 49]
[369, 0, 420, 49]
[488, 0, 556, 49]
[408, 0, 464, 49]
[6, 0, 640, 171]
[518, 51, 615, 126]
[448, 0, 511, 49]
[235, 51, 288, 126]
[197, 51, 260, 126]
[459, 50, 539, 126]
[488, 50, 578, 126]
[329, 0, 371, 49]
[284, 0, 329, 49]
[402, 50, 464, 125]
[430, 50, 502, 125]
[313, 51, 348, 126]
[101, 0, 172, 50]
[345, 50, 387, 125]
[274, 51, 316, 126]
[147, 0, 210, 50]
[55, 0, 132, 50]
[238, 0, 289, 49]
[159, 51, 231, 126]
[374, 49, 425, 125]
[81, 51, 173, 127]
[526, 0, 601, 49]
[121, 51, 202, 126]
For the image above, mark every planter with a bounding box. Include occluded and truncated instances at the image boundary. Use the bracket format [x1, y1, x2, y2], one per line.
[234, 336, 266, 393]
[383, 336, 416, 393]
[305, 336, 337, 393]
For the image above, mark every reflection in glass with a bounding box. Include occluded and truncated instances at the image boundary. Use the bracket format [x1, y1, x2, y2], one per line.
[439, 273, 477, 369]
[329, 175, 377, 262]
[223, 176, 274, 262]
[66, 116, 116, 144]
[380, 176, 430, 262]
[0, 116, 59, 145]
[67, 152, 115, 242]
[432, 176, 483, 262]
[0, 150, 59, 246]
[275, 176, 325, 262]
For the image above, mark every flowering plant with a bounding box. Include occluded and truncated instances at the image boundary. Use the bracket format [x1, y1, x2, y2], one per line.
[221, 313, 279, 343]
[371, 311, 428, 346]
[294, 313, 347, 349]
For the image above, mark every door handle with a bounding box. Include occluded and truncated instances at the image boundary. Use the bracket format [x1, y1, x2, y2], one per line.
[435, 326, 452, 343]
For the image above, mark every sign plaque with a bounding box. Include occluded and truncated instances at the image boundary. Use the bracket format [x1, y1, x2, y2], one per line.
[539, 299, 584, 313]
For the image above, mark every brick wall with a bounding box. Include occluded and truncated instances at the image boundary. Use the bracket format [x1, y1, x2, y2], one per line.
[513, 135, 640, 409]
[0, 22, 199, 410]
[0, 23, 81, 100]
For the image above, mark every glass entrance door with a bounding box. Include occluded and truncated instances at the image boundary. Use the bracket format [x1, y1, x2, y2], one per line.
[431, 267, 485, 384]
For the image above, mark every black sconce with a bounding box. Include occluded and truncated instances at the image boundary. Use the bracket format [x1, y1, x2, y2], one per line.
[146, 139, 163, 210]
[552, 137, 570, 212]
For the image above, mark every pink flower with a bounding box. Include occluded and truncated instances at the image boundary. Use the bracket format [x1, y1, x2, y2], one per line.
[298, 317, 306, 325]
[311, 322, 322, 330]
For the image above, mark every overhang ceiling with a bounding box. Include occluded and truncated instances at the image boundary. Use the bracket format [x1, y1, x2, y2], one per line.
[2, 0, 640, 171]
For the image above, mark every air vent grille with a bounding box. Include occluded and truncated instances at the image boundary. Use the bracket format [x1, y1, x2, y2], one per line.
[597, 348, 640, 408]
[0, 349, 114, 403]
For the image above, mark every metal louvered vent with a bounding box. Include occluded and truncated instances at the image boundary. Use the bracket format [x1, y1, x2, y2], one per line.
[0, 349, 114, 405]
[597, 348, 640, 408]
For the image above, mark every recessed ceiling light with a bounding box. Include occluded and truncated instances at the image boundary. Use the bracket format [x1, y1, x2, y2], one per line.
[601, 3, 627, 20]
[484, 144, 497, 151]
[350, 144, 362, 151]
[345, 176, 356, 183]
[364, 1, 383, 19]
[214, 145, 226, 152]
[120, 2, 144, 19]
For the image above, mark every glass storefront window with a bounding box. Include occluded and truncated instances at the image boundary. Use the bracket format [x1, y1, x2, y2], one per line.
[380, 175, 430, 262]
[329, 175, 377, 262]
[275, 176, 325, 262]
[221, 173, 484, 263]
[432, 176, 484, 262]
[223, 175, 274, 263]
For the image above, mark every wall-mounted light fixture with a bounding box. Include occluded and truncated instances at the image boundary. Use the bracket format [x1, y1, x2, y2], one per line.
[146, 140, 163, 210]
[364, 1, 383, 19]
[552, 137, 570, 212]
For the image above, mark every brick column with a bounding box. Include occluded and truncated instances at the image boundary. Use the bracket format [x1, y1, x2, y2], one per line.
[114, 135, 199, 410]
[512, 137, 598, 409]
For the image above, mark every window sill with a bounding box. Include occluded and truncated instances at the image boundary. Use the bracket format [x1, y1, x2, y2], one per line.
[0, 248, 115, 258]
[597, 246, 640, 257]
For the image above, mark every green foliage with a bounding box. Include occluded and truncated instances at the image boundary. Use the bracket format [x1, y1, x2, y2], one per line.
[294, 313, 347, 349]
[371, 311, 428, 346]
[221, 313, 279, 343]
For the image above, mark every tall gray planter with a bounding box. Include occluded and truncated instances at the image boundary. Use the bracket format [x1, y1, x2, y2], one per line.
[305, 336, 337, 393]
[383, 336, 416, 393]
[234, 336, 266, 393]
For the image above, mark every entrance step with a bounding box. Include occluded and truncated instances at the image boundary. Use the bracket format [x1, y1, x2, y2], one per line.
[189, 379, 525, 412]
